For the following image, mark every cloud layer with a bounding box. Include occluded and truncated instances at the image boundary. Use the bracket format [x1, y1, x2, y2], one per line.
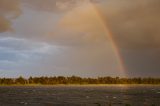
[0, 0, 21, 32]
[98, 0, 160, 49]
[0, 0, 160, 77]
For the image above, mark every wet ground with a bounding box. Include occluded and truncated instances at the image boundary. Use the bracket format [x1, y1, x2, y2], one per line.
[0, 85, 159, 106]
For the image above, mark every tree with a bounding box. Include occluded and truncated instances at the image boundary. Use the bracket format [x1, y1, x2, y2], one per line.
[15, 76, 27, 85]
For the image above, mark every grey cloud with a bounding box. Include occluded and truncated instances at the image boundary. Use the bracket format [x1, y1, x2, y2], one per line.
[99, 0, 160, 49]
[23, 0, 78, 13]
[31, 45, 122, 77]
[0, 36, 61, 77]
[0, 0, 100, 33]
[0, 0, 21, 32]
[123, 49, 160, 77]
[0, 37, 119, 77]
[0, 17, 11, 32]
[95, 0, 160, 77]
[0, 0, 159, 77]
[0, 37, 55, 62]
[0, 0, 21, 15]
[22, 0, 102, 13]
[101, 0, 160, 49]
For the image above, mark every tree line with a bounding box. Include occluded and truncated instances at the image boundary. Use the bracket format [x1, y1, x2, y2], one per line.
[0, 76, 159, 85]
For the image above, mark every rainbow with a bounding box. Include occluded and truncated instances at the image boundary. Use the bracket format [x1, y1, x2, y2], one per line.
[58, 1, 127, 77]
[89, 2, 127, 76]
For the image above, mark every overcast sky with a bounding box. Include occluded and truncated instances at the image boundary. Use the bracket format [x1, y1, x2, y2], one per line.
[0, 0, 160, 77]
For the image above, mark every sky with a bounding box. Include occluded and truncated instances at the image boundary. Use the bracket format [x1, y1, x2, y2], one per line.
[0, 0, 160, 77]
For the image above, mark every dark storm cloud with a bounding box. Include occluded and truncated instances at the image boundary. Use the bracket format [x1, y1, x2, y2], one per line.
[0, 0, 21, 32]
[23, 0, 82, 13]
[99, 0, 160, 49]
[0, 0, 160, 77]
[96, 0, 160, 76]
[23, 0, 102, 13]
[0, 17, 11, 32]
[23, 0, 72, 12]
[122, 49, 160, 77]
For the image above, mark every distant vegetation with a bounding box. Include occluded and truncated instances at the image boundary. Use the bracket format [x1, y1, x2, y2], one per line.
[0, 76, 160, 85]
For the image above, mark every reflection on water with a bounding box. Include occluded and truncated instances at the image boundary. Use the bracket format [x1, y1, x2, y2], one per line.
[0, 85, 159, 106]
